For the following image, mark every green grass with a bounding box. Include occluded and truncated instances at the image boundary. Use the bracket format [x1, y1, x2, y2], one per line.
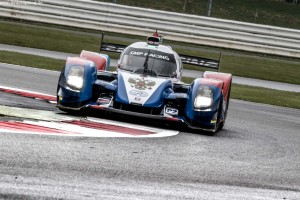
[0, 51, 65, 71]
[174, 48, 300, 85]
[221, 54, 300, 84]
[1, 51, 299, 109]
[231, 84, 300, 109]
[181, 77, 300, 109]
[0, 20, 300, 85]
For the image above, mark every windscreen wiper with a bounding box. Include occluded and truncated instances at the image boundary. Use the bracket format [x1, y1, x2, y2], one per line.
[143, 50, 150, 74]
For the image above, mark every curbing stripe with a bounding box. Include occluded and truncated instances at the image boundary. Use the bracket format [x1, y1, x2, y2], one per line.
[0, 85, 56, 102]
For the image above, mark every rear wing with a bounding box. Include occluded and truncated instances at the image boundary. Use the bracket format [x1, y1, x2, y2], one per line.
[179, 54, 221, 70]
[99, 33, 127, 53]
[99, 34, 222, 71]
[100, 42, 127, 53]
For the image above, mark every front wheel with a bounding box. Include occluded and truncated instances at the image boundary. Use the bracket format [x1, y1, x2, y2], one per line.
[218, 80, 232, 131]
[56, 86, 83, 115]
[216, 98, 225, 132]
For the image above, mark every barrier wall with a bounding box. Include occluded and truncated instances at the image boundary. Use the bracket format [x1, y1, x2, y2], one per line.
[1, 0, 300, 58]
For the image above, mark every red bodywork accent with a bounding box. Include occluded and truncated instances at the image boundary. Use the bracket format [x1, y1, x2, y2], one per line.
[198, 78, 223, 90]
[203, 72, 232, 101]
[66, 57, 90, 66]
[166, 117, 181, 122]
[90, 105, 105, 110]
[80, 50, 107, 71]
[153, 31, 159, 37]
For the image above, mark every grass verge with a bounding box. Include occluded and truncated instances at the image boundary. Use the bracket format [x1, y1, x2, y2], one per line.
[231, 84, 300, 110]
[1, 51, 299, 109]
[181, 76, 300, 109]
[0, 51, 65, 71]
[0, 20, 300, 85]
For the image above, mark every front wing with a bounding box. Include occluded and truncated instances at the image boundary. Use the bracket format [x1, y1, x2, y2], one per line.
[57, 102, 219, 133]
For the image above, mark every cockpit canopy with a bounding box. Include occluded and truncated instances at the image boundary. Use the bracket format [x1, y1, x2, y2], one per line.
[119, 47, 177, 78]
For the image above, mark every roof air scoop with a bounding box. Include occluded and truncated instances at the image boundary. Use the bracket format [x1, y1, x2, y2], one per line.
[147, 30, 163, 45]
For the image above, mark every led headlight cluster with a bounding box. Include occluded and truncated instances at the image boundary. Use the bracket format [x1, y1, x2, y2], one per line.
[194, 85, 213, 109]
[66, 65, 84, 90]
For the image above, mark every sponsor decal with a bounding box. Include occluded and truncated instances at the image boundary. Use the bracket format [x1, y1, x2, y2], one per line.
[128, 77, 156, 90]
[129, 90, 149, 97]
[165, 107, 179, 116]
[129, 51, 170, 61]
[210, 119, 217, 124]
[134, 97, 141, 101]
[121, 71, 166, 105]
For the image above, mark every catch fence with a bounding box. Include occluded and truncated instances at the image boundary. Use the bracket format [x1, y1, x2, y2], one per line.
[97, 0, 300, 30]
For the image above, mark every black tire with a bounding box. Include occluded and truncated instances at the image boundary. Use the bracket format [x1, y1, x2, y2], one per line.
[216, 97, 224, 131]
[56, 86, 83, 115]
[218, 80, 232, 131]
[224, 80, 232, 120]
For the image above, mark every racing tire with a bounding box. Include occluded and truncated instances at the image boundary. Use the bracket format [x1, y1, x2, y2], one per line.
[216, 98, 224, 132]
[56, 86, 83, 115]
[218, 80, 232, 131]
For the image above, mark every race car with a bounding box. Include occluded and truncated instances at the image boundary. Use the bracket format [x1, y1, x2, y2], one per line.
[57, 32, 232, 133]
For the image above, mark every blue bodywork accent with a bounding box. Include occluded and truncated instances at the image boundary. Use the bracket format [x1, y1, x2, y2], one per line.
[144, 80, 172, 107]
[95, 80, 117, 91]
[165, 89, 187, 100]
[115, 72, 172, 107]
[115, 72, 129, 104]
[99, 54, 110, 71]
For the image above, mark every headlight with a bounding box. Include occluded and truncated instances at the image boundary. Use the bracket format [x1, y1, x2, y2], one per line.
[194, 86, 213, 109]
[66, 65, 84, 90]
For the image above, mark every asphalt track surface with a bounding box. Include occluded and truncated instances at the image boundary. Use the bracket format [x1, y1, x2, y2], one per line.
[0, 64, 300, 199]
[1, 44, 300, 93]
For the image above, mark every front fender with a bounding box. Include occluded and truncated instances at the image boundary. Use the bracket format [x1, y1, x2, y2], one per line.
[185, 78, 223, 129]
[57, 57, 97, 107]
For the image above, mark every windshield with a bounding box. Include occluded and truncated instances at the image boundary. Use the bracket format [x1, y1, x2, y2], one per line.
[119, 47, 177, 77]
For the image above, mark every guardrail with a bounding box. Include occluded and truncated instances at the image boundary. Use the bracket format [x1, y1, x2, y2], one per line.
[1, 0, 300, 58]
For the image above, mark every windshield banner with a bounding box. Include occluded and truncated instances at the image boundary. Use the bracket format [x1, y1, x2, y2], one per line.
[126, 48, 176, 63]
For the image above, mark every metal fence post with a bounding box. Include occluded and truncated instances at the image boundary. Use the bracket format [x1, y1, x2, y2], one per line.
[183, 0, 187, 12]
[207, 0, 213, 17]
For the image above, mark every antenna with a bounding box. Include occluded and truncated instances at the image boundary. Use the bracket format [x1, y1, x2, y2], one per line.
[153, 30, 159, 37]
[218, 52, 223, 72]
[99, 32, 104, 53]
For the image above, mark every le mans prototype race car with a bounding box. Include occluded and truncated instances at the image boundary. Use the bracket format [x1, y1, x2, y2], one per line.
[57, 32, 232, 133]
